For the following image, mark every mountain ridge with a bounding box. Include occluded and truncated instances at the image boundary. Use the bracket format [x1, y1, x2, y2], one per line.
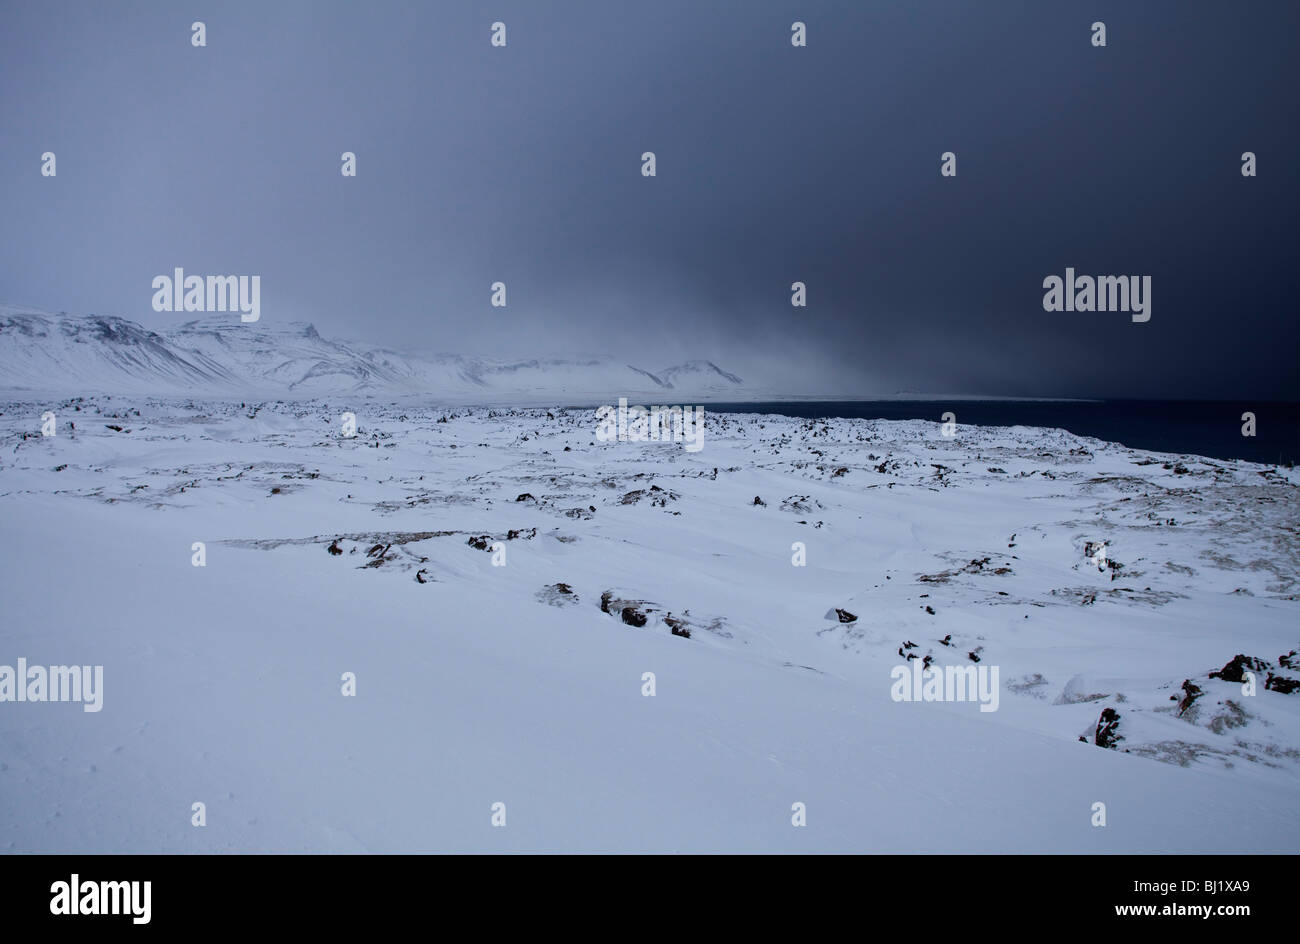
[0, 305, 747, 401]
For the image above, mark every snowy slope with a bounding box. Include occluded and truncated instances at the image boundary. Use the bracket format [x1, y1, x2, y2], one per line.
[0, 396, 1296, 852]
[0, 307, 239, 392]
[656, 359, 744, 391]
[0, 305, 745, 402]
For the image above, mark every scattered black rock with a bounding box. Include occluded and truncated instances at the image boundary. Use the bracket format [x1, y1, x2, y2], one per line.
[467, 535, 492, 551]
[753, 496, 766, 506]
[515, 493, 535, 502]
[835, 608, 857, 623]
[924, 605, 935, 615]
[327, 539, 343, 556]
[605, 591, 723, 639]
[939, 634, 952, 646]
[619, 487, 678, 508]
[781, 495, 817, 514]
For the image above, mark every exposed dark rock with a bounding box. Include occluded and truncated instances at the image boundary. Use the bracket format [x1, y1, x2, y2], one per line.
[1209, 654, 1269, 683]
[664, 613, 691, 638]
[1265, 674, 1299, 694]
[327, 539, 342, 556]
[1095, 707, 1123, 748]
[362, 543, 392, 568]
[620, 487, 678, 508]
[1176, 679, 1202, 717]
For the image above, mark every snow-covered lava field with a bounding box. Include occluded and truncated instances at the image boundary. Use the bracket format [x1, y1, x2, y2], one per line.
[1, 396, 1297, 852]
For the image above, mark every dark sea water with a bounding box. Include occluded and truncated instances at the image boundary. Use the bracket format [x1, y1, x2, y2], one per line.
[696, 400, 1299, 467]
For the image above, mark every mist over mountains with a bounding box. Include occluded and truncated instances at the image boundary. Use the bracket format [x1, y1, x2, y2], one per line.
[0, 305, 751, 402]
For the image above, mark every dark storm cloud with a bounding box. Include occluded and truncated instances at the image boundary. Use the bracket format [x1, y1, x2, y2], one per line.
[1, 0, 1297, 398]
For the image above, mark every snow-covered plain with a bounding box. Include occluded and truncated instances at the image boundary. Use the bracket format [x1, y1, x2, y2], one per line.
[1, 393, 1297, 853]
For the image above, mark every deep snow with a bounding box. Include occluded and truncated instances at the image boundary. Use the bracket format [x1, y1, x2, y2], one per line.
[1, 396, 1296, 852]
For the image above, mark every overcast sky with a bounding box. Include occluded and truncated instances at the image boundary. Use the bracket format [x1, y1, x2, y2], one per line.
[2, 0, 1297, 399]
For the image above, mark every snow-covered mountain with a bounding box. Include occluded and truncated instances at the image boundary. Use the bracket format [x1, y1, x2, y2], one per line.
[656, 359, 745, 390]
[0, 305, 746, 401]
